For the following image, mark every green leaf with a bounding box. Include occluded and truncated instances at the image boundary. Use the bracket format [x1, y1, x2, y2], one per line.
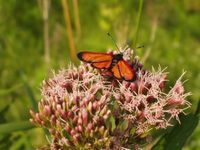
[0, 121, 34, 134]
[105, 115, 116, 132]
[110, 115, 116, 132]
[130, 127, 136, 135]
[152, 113, 199, 150]
[20, 71, 38, 111]
[118, 120, 129, 131]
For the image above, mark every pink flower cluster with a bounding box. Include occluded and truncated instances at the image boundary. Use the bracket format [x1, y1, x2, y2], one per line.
[113, 68, 191, 135]
[30, 64, 113, 149]
[30, 48, 191, 150]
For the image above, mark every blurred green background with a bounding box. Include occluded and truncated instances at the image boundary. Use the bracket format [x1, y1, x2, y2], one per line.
[0, 0, 200, 149]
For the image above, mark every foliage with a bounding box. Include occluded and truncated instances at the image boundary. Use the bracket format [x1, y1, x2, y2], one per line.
[0, 0, 199, 149]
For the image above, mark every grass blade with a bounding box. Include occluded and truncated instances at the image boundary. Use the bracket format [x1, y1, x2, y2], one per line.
[20, 71, 38, 111]
[133, 0, 144, 47]
[0, 121, 34, 134]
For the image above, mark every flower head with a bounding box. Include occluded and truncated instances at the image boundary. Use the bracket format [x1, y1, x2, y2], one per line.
[113, 67, 191, 135]
[30, 47, 191, 150]
[30, 64, 113, 149]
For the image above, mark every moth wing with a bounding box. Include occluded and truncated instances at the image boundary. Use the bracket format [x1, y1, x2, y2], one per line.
[111, 63, 122, 79]
[77, 52, 113, 69]
[111, 60, 135, 81]
[91, 61, 112, 69]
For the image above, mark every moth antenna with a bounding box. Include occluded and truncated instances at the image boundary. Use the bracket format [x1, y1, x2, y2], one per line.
[107, 32, 120, 52]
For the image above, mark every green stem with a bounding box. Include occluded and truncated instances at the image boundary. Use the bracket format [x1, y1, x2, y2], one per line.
[195, 99, 200, 116]
[0, 121, 34, 134]
[133, 0, 144, 47]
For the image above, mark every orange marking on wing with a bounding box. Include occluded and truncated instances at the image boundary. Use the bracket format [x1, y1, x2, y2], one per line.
[111, 64, 122, 79]
[118, 60, 135, 81]
[111, 60, 134, 81]
[91, 61, 112, 69]
[77, 52, 113, 63]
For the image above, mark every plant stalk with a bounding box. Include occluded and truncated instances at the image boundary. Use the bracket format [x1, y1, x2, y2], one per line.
[73, 0, 81, 40]
[133, 0, 144, 47]
[61, 0, 77, 63]
[42, 0, 51, 67]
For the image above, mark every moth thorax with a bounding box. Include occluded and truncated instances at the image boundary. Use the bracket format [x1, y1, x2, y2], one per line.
[111, 54, 123, 67]
[113, 54, 123, 61]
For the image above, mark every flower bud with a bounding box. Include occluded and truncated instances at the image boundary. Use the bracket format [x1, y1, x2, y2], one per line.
[130, 82, 138, 92]
[77, 125, 83, 133]
[44, 105, 51, 117]
[61, 137, 71, 146]
[70, 129, 76, 136]
[87, 123, 93, 131]
[77, 117, 83, 125]
[64, 124, 71, 133]
[92, 101, 98, 110]
[167, 97, 185, 106]
[50, 115, 56, 126]
[67, 110, 74, 118]
[99, 126, 105, 135]
[82, 109, 88, 125]
[73, 116, 78, 124]
[173, 81, 184, 95]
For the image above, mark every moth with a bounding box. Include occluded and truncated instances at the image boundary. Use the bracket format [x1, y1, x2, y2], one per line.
[77, 51, 135, 81]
